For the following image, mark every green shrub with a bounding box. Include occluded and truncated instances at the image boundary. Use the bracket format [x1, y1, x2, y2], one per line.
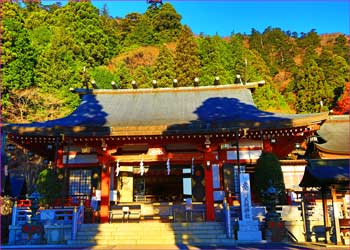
[253, 152, 286, 205]
[36, 168, 62, 207]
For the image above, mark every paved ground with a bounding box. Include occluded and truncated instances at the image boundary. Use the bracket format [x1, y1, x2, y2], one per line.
[79, 243, 349, 250]
[1, 242, 350, 250]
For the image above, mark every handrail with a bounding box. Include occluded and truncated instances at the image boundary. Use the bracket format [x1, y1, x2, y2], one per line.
[11, 201, 18, 226]
[12, 205, 75, 226]
[72, 203, 84, 240]
[223, 199, 233, 238]
[11, 202, 32, 226]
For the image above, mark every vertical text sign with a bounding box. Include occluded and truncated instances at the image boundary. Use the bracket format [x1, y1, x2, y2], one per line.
[240, 173, 253, 221]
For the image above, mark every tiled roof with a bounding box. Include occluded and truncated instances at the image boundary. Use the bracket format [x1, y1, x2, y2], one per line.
[299, 159, 350, 187]
[4, 84, 328, 136]
[316, 115, 350, 155]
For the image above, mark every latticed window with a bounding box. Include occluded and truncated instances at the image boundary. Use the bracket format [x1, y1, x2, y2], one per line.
[69, 169, 92, 203]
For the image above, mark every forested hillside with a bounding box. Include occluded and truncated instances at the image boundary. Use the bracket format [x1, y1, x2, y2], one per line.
[2, 1, 349, 123]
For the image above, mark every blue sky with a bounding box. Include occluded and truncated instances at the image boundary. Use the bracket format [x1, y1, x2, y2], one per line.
[90, 0, 350, 36]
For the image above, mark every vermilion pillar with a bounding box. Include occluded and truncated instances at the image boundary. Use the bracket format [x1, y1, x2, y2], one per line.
[204, 149, 215, 221]
[100, 156, 111, 223]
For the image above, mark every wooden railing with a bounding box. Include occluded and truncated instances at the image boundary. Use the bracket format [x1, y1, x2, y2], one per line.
[11, 203, 75, 226]
[223, 200, 233, 239]
[11, 202, 31, 226]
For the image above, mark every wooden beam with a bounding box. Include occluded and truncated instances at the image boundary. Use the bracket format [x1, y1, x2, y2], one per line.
[111, 152, 204, 163]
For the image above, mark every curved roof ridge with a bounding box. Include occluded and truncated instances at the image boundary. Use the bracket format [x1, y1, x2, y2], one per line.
[72, 82, 263, 95]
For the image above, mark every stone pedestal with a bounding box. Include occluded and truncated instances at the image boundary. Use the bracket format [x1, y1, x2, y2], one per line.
[238, 220, 262, 241]
[266, 220, 286, 242]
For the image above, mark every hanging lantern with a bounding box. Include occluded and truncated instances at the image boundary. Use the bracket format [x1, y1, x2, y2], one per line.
[166, 158, 170, 175]
[140, 158, 144, 176]
[115, 160, 120, 177]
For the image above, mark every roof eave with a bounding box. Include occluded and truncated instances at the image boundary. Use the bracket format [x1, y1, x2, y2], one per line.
[315, 144, 350, 155]
[4, 112, 328, 137]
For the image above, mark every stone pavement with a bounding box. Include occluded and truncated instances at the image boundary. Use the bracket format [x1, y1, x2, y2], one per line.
[1, 242, 349, 250]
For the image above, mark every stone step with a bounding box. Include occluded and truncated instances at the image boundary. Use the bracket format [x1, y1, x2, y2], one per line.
[77, 232, 226, 239]
[75, 233, 227, 240]
[77, 229, 225, 235]
[70, 222, 230, 246]
[81, 221, 223, 226]
[68, 238, 236, 246]
[79, 222, 224, 231]
[79, 227, 224, 232]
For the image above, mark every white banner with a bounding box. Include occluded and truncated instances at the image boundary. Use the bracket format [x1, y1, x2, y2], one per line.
[212, 164, 220, 189]
[240, 173, 253, 221]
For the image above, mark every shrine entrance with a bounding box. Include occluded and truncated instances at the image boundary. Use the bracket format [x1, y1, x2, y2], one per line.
[133, 175, 183, 202]
[114, 165, 198, 203]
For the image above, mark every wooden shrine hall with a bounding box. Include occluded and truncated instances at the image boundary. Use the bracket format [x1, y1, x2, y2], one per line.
[3, 82, 328, 223]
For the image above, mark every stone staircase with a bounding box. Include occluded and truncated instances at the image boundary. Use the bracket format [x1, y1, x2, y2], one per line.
[67, 222, 236, 246]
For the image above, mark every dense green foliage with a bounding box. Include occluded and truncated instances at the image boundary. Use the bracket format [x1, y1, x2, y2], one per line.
[152, 45, 175, 87]
[36, 168, 62, 207]
[253, 152, 287, 205]
[1, 1, 349, 122]
[174, 26, 200, 87]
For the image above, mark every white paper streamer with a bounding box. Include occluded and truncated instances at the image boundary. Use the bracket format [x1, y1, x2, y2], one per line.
[166, 158, 170, 175]
[115, 159, 120, 177]
[140, 158, 144, 176]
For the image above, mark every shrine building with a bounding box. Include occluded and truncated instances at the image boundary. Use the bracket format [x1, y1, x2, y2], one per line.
[3, 82, 328, 223]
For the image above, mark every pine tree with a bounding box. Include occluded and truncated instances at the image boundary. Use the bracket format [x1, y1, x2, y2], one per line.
[2, 2, 36, 120]
[116, 12, 143, 45]
[124, 16, 155, 46]
[152, 45, 175, 87]
[317, 50, 350, 106]
[149, 3, 182, 43]
[114, 62, 132, 89]
[294, 59, 334, 113]
[333, 34, 349, 64]
[91, 66, 117, 89]
[297, 29, 321, 50]
[198, 35, 231, 85]
[174, 26, 200, 87]
[133, 66, 153, 88]
[2, 2, 36, 90]
[262, 27, 296, 74]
